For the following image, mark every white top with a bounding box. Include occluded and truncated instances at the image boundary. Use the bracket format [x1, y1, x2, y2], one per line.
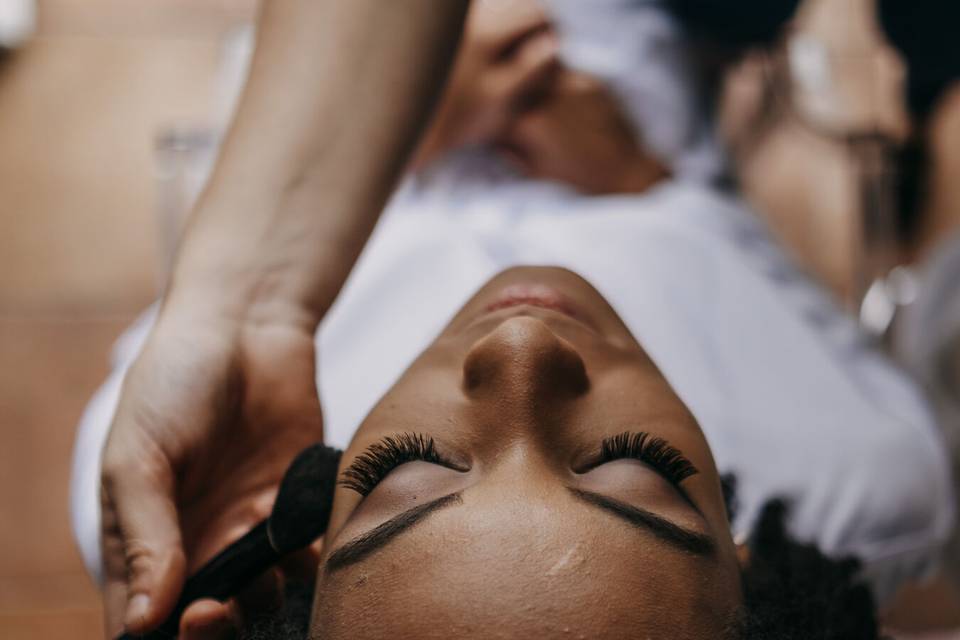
[71, 159, 955, 605]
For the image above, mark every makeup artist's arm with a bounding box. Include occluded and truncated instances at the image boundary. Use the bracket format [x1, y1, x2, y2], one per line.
[98, 1, 468, 637]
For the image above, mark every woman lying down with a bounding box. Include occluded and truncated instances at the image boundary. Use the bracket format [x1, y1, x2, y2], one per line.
[76, 240, 955, 639]
[268, 266, 952, 640]
[72, 1, 953, 638]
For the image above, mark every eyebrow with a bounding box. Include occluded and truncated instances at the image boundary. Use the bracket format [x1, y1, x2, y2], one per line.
[568, 488, 715, 556]
[326, 486, 713, 573]
[326, 492, 463, 571]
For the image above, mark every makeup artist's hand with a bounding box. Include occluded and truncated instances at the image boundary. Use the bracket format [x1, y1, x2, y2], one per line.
[99, 309, 324, 638]
[411, 0, 560, 168]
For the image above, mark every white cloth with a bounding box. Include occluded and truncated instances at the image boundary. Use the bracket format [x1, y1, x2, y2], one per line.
[547, 0, 726, 182]
[71, 164, 955, 605]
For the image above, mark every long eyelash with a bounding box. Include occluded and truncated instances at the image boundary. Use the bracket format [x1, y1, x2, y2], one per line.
[600, 432, 699, 485]
[340, 433, 441, 496]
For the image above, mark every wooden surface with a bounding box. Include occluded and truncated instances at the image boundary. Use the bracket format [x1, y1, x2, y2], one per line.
[0, 2, 247, 637]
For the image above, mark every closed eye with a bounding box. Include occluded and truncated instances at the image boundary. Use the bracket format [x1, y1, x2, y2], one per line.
[340, 433, 465, 497]
[581, 431, 698, 488]
[342, 431, 697, 504]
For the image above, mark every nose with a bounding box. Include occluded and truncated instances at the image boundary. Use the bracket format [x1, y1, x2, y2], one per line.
[462, 316, 589, 406]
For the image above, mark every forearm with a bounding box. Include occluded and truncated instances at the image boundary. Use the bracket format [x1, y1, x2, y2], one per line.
[168, 0, 468, 329]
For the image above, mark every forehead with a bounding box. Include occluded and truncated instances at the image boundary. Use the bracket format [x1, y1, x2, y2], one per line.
[312, 494, 738, 640]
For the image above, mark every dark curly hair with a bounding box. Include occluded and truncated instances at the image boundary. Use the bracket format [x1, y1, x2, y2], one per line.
[667, 0, 801, 47]
[727, 500, 880, 639]
[240, 497, 880, 639]
[239, 581, 314, 640]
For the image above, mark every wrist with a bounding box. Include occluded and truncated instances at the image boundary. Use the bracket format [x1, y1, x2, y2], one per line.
[162, 279, 317, 334]
[164, 268, 323, 339]
[162, 202, 325, 333]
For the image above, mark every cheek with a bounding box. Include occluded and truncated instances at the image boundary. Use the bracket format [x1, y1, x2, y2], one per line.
[612, 372, 684, 411]
[584, 367, 700, 437]
[361, 367, 464, 432]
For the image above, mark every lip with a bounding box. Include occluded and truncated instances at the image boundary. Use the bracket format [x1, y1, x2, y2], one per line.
[480, 283, 595, 329]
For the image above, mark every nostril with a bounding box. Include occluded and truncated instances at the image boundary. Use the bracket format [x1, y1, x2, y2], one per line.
[463, 348, 495, 391]
[535, 340, 589, 398]
[552, 347, 589, 395]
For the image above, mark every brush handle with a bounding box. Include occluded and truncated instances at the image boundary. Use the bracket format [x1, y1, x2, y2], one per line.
[116, 519, 278, 640]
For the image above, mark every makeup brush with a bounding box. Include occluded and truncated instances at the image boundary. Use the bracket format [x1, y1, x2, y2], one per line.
[117, 443, 342, 640]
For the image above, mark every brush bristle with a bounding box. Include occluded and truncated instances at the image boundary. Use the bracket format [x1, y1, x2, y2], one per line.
[267, 444, 342, 553]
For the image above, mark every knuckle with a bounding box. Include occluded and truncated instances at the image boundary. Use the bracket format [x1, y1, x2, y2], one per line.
[124, 536, 185, 579]
[102, 427, 169, 483]
[124, 543, 159, 588]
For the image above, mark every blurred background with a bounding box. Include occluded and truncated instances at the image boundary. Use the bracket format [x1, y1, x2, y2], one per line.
[0, 0, 958, 638]
[0, 1, 254, 637]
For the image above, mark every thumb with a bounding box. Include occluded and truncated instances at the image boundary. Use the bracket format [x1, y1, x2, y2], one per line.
[100, 452, 186, 636]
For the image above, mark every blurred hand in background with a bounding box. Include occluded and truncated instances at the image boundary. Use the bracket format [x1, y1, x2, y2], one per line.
[412, 0, 559, 168]
[497, 70, 669, 194]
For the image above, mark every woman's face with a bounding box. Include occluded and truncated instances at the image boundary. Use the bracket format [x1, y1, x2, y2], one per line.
[310, 267, 743, 639]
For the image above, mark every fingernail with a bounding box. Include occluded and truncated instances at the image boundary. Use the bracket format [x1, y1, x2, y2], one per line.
[126, 593, 151, 628]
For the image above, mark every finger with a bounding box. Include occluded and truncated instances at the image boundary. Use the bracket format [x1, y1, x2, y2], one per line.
[100, 448, 186, 635]
[490, 33, 560, 112]
[179, 569, 281, 638]
[102, 570, 129, 639]
[276, 541, 322, 585]
[181, 600, 239, 640]
[473, 0, 551, 58]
